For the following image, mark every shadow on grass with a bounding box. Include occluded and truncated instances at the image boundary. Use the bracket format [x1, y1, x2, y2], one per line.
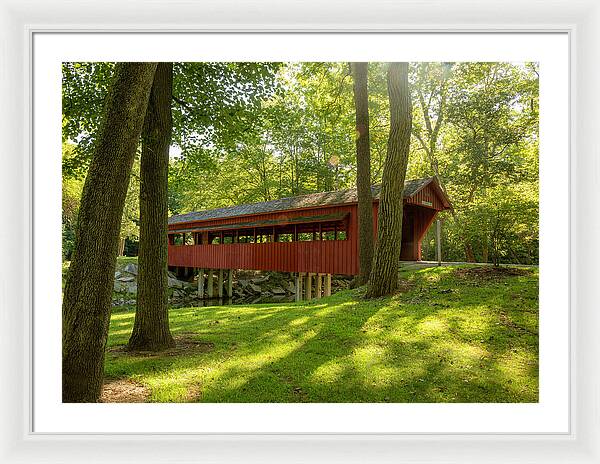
[104, 267, 539, 403]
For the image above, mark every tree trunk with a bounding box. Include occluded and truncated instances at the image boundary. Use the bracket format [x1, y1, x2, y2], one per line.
[366, 63, 412, 298]
[62, 63, 157, 402]
[118, 237, 126, 256]
[351, 62, 374, 286]
[128, 63, 176, 352]
[464, 242, 476, 262]
[482, 239, 488, 263]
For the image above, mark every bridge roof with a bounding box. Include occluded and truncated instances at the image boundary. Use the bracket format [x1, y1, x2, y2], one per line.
[169, 177, 445, 225]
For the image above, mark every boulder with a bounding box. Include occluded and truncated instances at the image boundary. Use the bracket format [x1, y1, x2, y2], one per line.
[125, 283, 137, 294]
[116, 275, 135, 282]
[123, 263, 138, 275]
[249, 283, 262, 293]
[168, 277, 184, 288]
[114, 271, 121, 279]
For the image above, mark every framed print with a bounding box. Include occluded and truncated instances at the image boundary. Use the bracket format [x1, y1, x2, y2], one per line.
[1, 0, 598, 462]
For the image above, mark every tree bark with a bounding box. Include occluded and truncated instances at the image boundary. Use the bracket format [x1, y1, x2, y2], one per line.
[351, 63, 374, 286]
[62, 63, 157, 402]
[366, 63, 412, 298]
[128, 63, 176, 352]
[464, 242, 476, 262]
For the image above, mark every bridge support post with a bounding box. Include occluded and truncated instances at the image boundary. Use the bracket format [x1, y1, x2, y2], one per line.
[324, 274, 332, 297]
[218, 269, 224, 298]
[295, 273, 304, 302]
[227, 269, 233, 298]
[306, 273, 313, 300]
[207, 270, 214, 298]
[197, 268, 205, 298]
[316, 274, 323, 299]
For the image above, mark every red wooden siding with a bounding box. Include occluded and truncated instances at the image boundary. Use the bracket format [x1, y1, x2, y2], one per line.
[168, 239, 357, 275]
[405, 182, 447, 211]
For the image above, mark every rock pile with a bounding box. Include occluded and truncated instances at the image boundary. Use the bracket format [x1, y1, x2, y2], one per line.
[112, 263, 351, 307]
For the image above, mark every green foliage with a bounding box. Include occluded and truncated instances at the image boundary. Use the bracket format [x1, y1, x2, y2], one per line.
[62, 62, 281, 173]
[425, 183, 538, 265]
[413, 62, 539, 263]
[465, 183, 538, 266]
[62, 62, 115, 178]
[62, 142, 141, 259]
[169, 62, 383, 213]
[444, 62, 538, 195]
[120, 159, 140, 246]
[172, 62, 281, 152]
[62, 143, 84, 259]
[168, 62, 358, 212]
[104, 265, 538, 403]
[63, 61, 540, 264]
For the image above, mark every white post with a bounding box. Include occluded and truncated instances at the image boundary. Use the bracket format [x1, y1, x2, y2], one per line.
[306, 273, 313, 300]
[316, 274, 323, 299]
[436, 219, 442, 267]
[197, 268, 205, 298]
[324, 274, 332, 297]
[218, 269, 224, 298]
[227, 269, 233, 298]
[207, 270, 214, 298]
[295, 273, 304, 301]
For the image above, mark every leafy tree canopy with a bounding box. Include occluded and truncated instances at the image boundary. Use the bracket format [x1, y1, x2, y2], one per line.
[63, 61, 540, 265]
[62, 61, 282, 178]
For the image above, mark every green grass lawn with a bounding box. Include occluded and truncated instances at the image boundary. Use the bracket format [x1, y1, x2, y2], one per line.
[105, 265, 539, 403]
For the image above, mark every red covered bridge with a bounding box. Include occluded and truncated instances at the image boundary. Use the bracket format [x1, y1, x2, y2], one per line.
[168, 177, 450, 299]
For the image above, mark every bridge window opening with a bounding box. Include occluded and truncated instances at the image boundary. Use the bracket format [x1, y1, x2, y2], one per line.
[322, 231, 335, 240]
[208, 232, 221, 244]
[238, 232, 255, 243]
[170, 233, 184, 245]
[320, 221, 347, 240]
[298, 233, 313, 241]
[169, 217, 349, 246]
[255, 227, 274, 243]
[278, 233, 293, 242]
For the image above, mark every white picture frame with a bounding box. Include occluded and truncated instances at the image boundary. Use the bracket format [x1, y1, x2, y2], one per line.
[1, 0, 597, 462]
